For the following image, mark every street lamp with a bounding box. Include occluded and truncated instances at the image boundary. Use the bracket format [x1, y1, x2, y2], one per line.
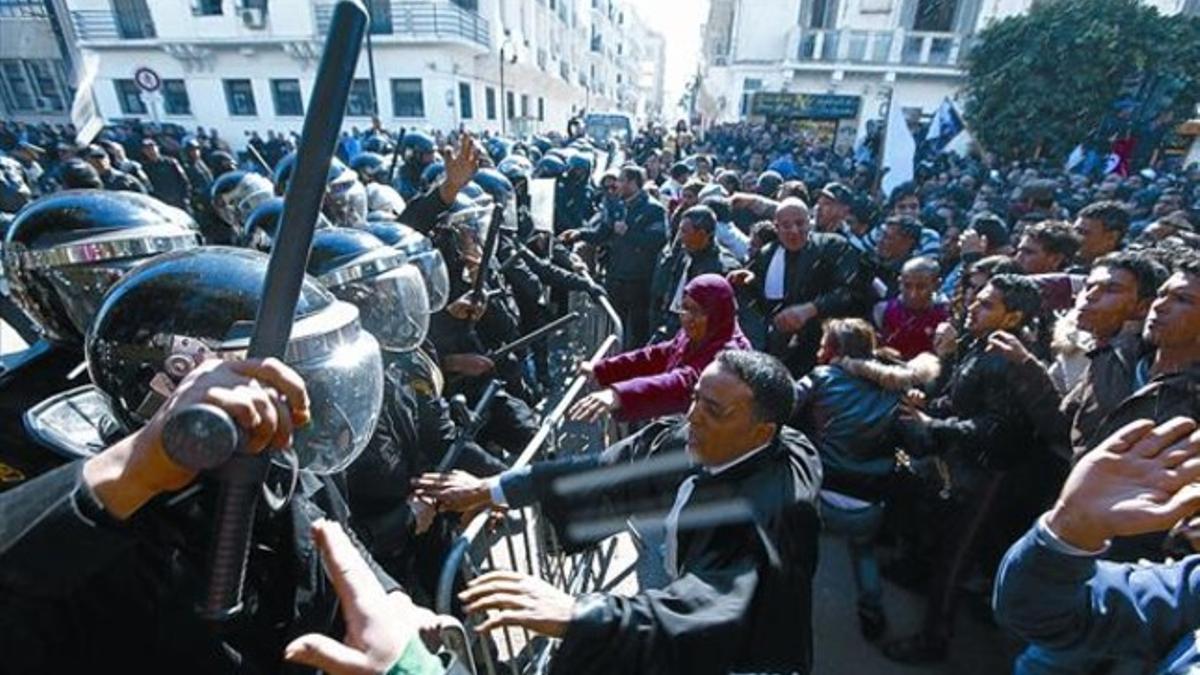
[499, 32, 517, 135]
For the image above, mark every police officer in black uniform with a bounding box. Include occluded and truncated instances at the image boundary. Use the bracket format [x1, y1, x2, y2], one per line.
[395, 131, 439, 201]
[0, 246, 452, 674]
[300, 227, 505, 604]
[0, 191, 200, 493]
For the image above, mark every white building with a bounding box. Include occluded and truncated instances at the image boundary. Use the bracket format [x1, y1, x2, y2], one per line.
[0, 0, 664, 144]
[699, 0, 1200, 150]
[0, 1, 74, 123]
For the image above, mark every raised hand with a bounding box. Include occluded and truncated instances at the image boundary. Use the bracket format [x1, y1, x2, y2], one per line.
[1045, 417, 1200, 552]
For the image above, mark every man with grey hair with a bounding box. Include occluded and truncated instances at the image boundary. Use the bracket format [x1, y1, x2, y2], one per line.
[730, 197, 863, 375]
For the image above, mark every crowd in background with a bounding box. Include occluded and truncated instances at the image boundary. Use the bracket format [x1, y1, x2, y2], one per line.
[3, 107, 1200, 672]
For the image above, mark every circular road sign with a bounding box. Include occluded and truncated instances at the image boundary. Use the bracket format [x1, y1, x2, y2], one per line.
[133, 67, 161, 93]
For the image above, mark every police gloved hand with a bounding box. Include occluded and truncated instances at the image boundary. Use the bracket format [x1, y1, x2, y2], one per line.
[285, 520, 452, 674]
[585, 279, 607, 301]
[82, 357, 311, 520]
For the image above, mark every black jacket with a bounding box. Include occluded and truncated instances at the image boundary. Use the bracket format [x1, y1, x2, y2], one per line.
[0, 462, 400, 674]
[920, 339, 1036, 472]
[499, 419, 822, 675]
[579, 190, 668, 283]
[143, 156, 191, 210]
[0, 341, 87, 494]
[795, 355, 940, 500]
[744, 235, 863, 375]
[100, 168, 148, 194]
[649, 242, 741, 337]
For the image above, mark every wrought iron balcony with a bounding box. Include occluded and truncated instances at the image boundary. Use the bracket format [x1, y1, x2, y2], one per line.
[315, 1, 488, 48]
[71, 7, 156, 41]
[794, 27, 969, 71]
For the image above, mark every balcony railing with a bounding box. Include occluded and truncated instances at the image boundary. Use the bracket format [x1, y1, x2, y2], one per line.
[796, 28, 968, 69]
[71, 8, 156, 41]
[315, 1, 488, 48]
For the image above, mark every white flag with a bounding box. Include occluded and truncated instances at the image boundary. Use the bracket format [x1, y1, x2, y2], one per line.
[71, 52, 104, 148]
[881, 100, 915, 197]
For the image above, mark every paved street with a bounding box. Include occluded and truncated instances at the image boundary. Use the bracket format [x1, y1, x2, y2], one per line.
[812, 533, 1019, 674]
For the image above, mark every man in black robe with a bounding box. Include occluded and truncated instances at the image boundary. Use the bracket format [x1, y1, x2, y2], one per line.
[412, 349, 823, 675]
[731, 197, 863, 377]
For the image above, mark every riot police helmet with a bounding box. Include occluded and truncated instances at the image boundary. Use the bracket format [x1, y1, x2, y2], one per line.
[365, 183, 407, 221]
[364, 220, 449, 313]
[243, 197, 334, 252]
[210, 170, 274, 232]
[323, 159, 368, 228]
[362, 135, 395, 156]
[421, 161, 446, 189]
[534, 155, 567, 179]
[350, 151, 389, 184]
[86, 247, 383, 474]
[497, 155, 533, 187]
[307, 228, 429, 353]
[4, 190, 200, 344]
[400, 131, 437, 164]
[566, 152, 593, 182]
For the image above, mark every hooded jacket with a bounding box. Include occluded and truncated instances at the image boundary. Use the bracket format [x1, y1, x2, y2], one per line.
[594, 274, 751, 422]
[795, 354, 940, 500]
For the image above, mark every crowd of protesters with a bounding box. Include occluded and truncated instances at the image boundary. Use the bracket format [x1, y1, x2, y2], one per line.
[3, 107, 1200, 674]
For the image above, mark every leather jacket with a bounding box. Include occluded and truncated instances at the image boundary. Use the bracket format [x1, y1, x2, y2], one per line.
[795, 355, 940, 500]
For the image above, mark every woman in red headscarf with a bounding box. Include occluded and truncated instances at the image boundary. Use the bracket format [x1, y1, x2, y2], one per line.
[569, 273, 751, 423]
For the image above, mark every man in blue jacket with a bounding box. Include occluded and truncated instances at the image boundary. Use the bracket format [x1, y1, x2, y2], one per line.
[562, 165, 668, 347]
[994, 416, 1200, 673]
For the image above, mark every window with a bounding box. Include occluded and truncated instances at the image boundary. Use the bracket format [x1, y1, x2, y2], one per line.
[112, 0, 156, 38]
[912, 0, 957, 32]
[25, 60, 64, 112]
[485, 86, 496, 120]
[390, 78, 424, 117]
[192, 0, 222, 15]
[0, 1, 48, 18]
[1, 61, 34, 110]
[537, 96, 544, 122]
[808, 0, 838, 28]
[346, 78, 375, 116]
[224, 79, 257, 116]
[505, 91, 515, 119]
[740, 78, 763, 115]
[114, 79, 147, 115]
[367, 0, 393, 33]
[271, 79, 303, 116]
[162, 79, 191, 115]
[458, 82, 473, 119]
[520, 94, 529, 118]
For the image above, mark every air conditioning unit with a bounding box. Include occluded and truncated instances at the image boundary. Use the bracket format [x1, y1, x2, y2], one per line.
[241, 7, 266, 28]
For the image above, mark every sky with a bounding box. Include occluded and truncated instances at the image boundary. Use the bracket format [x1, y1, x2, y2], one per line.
[629, 0, 712, 118]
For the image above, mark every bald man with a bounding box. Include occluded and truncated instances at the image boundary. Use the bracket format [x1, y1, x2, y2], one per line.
[730, 197, 863, 376]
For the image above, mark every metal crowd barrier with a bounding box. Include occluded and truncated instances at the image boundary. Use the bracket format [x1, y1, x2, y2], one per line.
[435, 292, 627, 675]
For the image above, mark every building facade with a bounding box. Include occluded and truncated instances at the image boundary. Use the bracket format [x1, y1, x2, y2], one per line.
[0, 0, 74, 123]
[699, 0, 1200, 150]
[0, 0, 663, 144]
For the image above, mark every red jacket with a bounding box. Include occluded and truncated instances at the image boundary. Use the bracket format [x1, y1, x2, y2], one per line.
[593, 274, 750, 421]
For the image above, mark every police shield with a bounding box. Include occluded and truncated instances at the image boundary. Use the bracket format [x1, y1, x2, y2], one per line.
[528, 178, 556, 234]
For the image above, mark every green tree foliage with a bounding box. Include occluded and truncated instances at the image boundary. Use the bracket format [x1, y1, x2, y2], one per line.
[964, 0, 1200, 160]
